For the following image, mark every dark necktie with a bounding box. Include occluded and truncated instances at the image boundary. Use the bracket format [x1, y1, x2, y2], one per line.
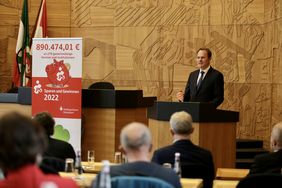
[197, 71, 205, 90]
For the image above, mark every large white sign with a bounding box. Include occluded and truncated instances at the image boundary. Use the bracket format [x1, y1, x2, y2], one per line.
[32, 38, 82, 152]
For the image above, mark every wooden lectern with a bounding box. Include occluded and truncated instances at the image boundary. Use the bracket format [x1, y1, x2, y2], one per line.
[147, 101, 239, 169]
[82, 89, 156, 162]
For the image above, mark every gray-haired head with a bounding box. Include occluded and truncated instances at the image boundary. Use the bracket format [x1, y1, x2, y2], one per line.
[271, 122, 282, 150]
[169, 111, 193, 135]
[120, 122, 151, 151]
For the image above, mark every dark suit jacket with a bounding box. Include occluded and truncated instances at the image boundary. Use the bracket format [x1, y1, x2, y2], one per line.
[183, 67, 224, 108]
[93, 161, 181, 188]
[249, 149, 282, 174]
[44, 137, 76, 162]
[237, 173, 282, 188]
[152, 140, 215, 188]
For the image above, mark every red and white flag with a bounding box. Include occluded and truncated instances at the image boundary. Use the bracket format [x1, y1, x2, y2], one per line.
[32, 0, 48, 39]
[27, 0, 48, 87]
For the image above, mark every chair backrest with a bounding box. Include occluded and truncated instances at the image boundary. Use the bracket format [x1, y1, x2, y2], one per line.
[181, 163, 214, 188]
[237, 173, 282, 188]
[88, 82, 115, 90]
[111, 176, 174, 188]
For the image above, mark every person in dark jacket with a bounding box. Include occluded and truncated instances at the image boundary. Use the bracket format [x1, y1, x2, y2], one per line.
[152, 111, 215, 188]
[33, 112, 76, 172]
[249, 122, 282, 174]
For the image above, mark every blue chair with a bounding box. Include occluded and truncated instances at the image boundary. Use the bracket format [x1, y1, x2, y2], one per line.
[111, 176, 174, 188]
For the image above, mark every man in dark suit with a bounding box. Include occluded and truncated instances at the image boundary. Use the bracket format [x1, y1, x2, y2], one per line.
[249, 122, 282, 174]
[152, 111, 215, 188]
[33, 112, 76, 166]
[93, 122, 181, 188]
[177, 48, 224, 108]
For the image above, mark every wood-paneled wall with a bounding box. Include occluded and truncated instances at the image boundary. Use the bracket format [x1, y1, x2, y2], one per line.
[1, 0, 282, 148]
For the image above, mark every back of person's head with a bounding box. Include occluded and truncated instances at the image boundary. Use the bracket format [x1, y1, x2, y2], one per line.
[0, 112, 47, 172]
[170, 111, 193, 135]
[120, 122, 151, 151]
[271, 122, 282, 150]
[33, 111, 55, 136]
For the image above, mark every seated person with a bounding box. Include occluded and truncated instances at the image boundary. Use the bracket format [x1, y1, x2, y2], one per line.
[249, 122, 282, 174]
[92, 122, 181, 188]
[0, 112, 78, 188]
[33, 112, 76, 162]
[152, 111, 215, 188]
[237, 173, 282, 188]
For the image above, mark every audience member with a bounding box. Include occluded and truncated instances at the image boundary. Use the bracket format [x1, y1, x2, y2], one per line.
[249, 122, 282, 174]
[93, 122, 181, 188]
[152, 111, 215, 188]
[33, 112, 76, 162]
[0, 112, 78, 188]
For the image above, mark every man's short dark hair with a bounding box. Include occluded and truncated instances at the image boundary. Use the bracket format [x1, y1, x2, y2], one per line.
[33, 112, 55, 136]
[0, 112, 47, 172]
[197, 48, 212, 59]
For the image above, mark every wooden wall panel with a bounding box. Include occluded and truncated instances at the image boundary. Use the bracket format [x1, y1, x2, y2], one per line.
[0, 103, 31, 117]
[0, 0, 282, 149]
[114, 108, 148, 155]
[82, 108, 116, 162]
[148, 119, 172, 159]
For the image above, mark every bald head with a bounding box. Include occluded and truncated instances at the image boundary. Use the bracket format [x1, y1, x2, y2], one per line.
[120, 122, 151, 151]
[271, 122, 282, 150]
[170, 111, 193, 135]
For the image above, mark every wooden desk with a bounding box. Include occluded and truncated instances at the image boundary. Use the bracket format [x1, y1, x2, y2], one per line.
[181, 178, 203, 188]
[81, 161, 117, 174]
[60, 172, 203, 188]
[213, 180, 239, 188]
[59, 172, 96, 188]
[216, 168, 249, 180]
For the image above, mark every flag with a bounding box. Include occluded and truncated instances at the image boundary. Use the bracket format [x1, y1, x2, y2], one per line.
[12, 0, 31, 87]
[28, 0, 47, 86]
[32, 0, 48, 39]
[28, 0, 48, 87]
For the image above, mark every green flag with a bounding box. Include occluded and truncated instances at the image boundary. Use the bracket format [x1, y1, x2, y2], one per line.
[13, 0, 31, 87]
